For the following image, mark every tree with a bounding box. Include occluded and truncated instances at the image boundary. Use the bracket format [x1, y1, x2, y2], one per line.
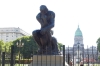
[5, 41, 13, 52]
[0, 40, 5, 52]
[96, 37, 100, 52]
[13, 36, 38, 59]
[58, 42, 63, 51]
[0, 40, 5, 60]
[99, 56, 100, 60]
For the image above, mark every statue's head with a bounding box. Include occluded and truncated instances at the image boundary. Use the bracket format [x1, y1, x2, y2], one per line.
[40, 5, 48, 15]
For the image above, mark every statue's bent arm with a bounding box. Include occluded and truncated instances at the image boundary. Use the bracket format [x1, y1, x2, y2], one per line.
[42, 12, 55, 31]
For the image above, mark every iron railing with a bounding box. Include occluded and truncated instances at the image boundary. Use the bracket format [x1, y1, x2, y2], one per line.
[0, 45, 100, 66]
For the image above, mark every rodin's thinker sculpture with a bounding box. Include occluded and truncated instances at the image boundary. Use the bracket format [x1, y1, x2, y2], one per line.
[32, 5, 59, 55]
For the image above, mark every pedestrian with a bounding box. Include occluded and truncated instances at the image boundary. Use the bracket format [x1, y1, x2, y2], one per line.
[69, 60, 73, 66]
[80, 61, 83, 66]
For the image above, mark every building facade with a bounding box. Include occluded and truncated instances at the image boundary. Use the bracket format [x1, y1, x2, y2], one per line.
[65, 25, 98, 63]
[0, 27, 30, 42]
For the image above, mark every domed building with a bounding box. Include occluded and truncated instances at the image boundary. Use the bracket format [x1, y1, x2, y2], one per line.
[75, 25, 82, 37]
[65, 25, 98, 63]
[74, 25, 84, 50]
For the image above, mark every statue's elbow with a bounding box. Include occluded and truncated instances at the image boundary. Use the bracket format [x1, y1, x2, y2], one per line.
[51, 20, 54, 27]
[36, 14, 41, 21]
[52, 24, 54, 27]
[50, 24, 54, 28]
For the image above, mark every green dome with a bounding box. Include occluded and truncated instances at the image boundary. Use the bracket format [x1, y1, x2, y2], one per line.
[75, 25, 82, 37]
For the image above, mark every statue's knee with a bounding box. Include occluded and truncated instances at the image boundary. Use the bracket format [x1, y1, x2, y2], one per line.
[52, 37, 57, 43]
[32, 30, 37, 36]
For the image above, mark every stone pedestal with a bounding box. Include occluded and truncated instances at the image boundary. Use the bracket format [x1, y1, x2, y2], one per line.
[29, 55, 69, 66]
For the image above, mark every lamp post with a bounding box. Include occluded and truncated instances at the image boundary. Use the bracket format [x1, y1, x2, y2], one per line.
[16, 40, 24, 66]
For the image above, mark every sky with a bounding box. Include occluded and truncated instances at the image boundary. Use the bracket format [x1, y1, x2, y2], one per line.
[0, 0, 100, 48]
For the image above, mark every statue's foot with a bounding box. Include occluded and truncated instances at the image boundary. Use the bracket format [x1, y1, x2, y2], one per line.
[37, 49, 43, 54]
[37, 48, 47, 55]
[37, 50, 42, 54]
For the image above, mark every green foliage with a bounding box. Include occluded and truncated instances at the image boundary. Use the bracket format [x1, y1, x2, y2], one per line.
[0, 40, 5, 52]
[96, 37, 100, 52]
[4, 41, 13, 59]
[0, 40, 5, 59]
[98, 56, 100, 60]
[0, 40, 13, 59]
[5, 41, 13, 52]
[13, 36, 38, 59]
[58, 42, 63, 51]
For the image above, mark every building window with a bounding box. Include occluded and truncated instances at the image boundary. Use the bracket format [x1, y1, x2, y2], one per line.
[6, 33, 9, 37]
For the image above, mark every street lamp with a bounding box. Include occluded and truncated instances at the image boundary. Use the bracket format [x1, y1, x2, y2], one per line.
[16, 40, 24, 66]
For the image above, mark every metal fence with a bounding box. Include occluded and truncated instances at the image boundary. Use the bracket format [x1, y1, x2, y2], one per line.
[0, 45, 100, 66]
[0, 45, 66, 66]
[65, 45, 100, 66]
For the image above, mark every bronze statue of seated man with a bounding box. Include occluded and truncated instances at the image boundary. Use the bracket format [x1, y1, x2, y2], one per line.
[32, 5, 59, 55]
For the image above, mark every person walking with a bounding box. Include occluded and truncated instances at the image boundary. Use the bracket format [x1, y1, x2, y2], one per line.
[69, 60, 73, 66]
[80, 61, 83, 66]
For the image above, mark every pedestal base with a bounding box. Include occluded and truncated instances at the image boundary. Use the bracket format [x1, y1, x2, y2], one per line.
[29, 55, 69, 66]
